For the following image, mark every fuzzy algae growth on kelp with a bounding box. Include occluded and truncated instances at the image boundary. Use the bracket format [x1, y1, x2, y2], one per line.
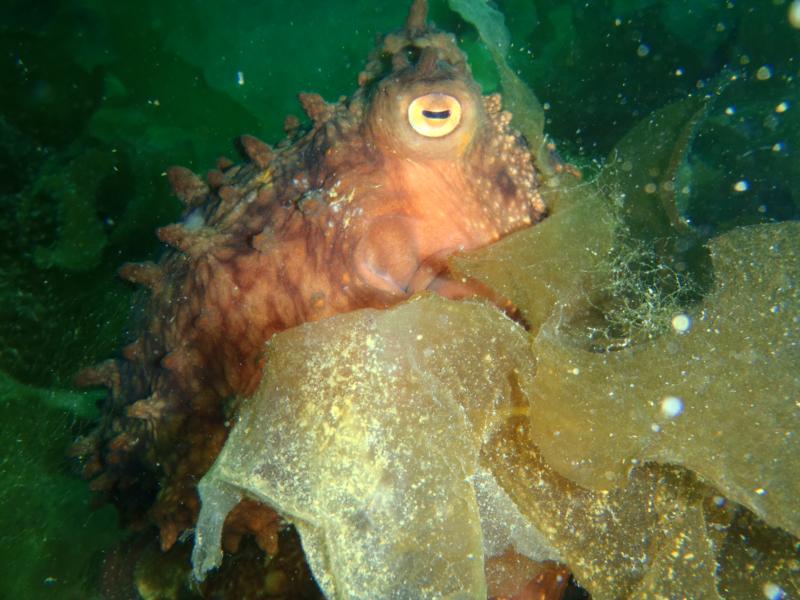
[192, 7, 799, 600]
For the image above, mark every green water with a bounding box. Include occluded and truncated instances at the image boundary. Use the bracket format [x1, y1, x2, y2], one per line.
[0, 0, 797, 598]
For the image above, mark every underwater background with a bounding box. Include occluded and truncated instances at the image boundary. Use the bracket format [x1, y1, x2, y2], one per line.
[0, 0, 798, 598]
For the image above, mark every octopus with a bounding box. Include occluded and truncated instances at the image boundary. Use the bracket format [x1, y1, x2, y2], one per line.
[74, 1, 561, 597]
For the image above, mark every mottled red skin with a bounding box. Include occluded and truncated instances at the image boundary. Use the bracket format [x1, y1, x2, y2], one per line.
[77, 1, 551, 597]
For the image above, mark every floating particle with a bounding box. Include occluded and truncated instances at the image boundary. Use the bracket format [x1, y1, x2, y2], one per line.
[644, 182, 657, 194]
[763, 582, 785, 600]
[237, 71, 245, 86]
[775, 101, 789, 113]
[637, 43, 650, 57]
[675, 67, 684, 76]
[671, 313, 692, 333]
[790, 0, 800, 29]
[763, 113, 780, 131]
[755, 487, 767, 496]
[725, 106, 736, 115]
[733, 180, 749, 192]
[756, 65, 773, 80]
[660, 396, 684, 419]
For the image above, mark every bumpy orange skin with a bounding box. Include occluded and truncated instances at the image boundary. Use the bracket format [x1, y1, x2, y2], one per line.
[76, 1, 546, 595]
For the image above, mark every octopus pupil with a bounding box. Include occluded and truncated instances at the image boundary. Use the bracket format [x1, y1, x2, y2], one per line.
[422, 109, 451, 119]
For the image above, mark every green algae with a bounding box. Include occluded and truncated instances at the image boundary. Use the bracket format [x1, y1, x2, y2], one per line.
[0, 371, 120, 599]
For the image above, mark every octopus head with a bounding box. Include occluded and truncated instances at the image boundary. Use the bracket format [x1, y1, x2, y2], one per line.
[367, 53, 485, 161]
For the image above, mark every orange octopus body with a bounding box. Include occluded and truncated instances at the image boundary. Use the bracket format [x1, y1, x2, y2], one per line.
[76, 0, 549, 596]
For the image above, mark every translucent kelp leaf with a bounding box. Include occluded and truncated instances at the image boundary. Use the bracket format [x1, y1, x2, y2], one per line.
[628, 497, 719, 599]
[483, 417, 722, 600]
[715, 508, 800, 599]
[452, 189, 616, 334]
[599, 93, 709, 238]
[193, 295, 560, 599]
[528, 221, 800, 537]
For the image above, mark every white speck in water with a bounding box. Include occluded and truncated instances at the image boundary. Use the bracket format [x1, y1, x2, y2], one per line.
[756, 65, 773, 80]
[713, 495, 726, 507]
[772, 142, 785, 152]
[733, 180, 749, 192]
[644, 182, 657, 194]
[671, 313, 692, 333]
[755, 487, 767, 496]
[763, 582, 785, 600]
[775, 101, 789, 113]
[637, 43, 650, 57]
[237, 71, 245, 86]
[660, 396, 684, 419]
[790, 0, 800, 29]
[651, 423, 661, 433]
[724, 106, 736, 115]
[675, 67, 684, 76]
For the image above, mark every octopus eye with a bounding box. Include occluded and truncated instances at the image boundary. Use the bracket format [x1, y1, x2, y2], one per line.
[407, 94, 462, 138]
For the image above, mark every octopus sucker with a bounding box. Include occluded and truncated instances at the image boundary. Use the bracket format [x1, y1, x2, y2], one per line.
[77, 0, 553, 596]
